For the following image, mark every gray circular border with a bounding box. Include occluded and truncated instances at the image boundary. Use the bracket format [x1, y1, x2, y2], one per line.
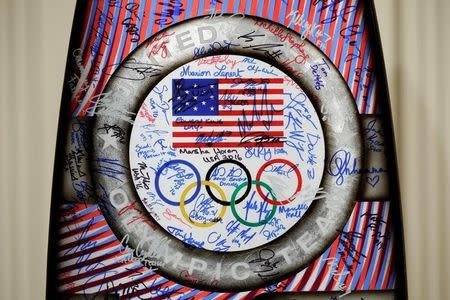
[91, 15, 363, 291]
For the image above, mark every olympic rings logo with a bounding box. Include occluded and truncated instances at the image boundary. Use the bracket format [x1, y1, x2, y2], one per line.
[154, 158, 303, 228]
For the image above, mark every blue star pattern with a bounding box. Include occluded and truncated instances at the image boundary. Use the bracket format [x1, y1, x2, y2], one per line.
[172, 78, 219, 116]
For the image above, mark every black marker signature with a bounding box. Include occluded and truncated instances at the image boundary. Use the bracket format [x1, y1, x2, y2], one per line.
[103, 59, 162, 81]
[249, 249, 280, 281]
[240, 133, 286, 145]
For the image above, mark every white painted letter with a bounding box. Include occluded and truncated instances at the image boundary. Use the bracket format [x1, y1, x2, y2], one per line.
[231, 262, 251, 280]
[176, 31, 194, 50]
[198, 26, 217, 44]
[188, 258, 208, 274]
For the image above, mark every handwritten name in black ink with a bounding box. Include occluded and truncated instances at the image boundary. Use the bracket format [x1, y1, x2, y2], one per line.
[122, 3, 141, 43]
[98, 123, 127, 144]
[249, 249, 280, 281]
[103, 58, 162, 81]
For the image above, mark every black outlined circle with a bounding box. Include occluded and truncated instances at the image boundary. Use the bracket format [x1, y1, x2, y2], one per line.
[205, 159, 252, 206]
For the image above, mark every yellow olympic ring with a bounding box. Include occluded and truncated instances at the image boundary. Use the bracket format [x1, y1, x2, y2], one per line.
[179, 180, 227, 228]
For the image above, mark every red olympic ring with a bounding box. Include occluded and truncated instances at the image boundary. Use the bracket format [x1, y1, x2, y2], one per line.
[255, 158, 302, 205]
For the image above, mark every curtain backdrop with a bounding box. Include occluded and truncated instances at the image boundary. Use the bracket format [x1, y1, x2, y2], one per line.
[0, 0, 448, 299]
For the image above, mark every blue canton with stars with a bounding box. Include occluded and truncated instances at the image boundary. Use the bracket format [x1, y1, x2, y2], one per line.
[172, 78, 219, 116]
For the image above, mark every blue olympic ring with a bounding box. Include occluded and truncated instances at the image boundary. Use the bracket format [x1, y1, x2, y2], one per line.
[154, 159, 201, 206]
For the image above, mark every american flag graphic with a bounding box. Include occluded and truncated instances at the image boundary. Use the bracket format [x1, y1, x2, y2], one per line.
[171, 78, 285, 148]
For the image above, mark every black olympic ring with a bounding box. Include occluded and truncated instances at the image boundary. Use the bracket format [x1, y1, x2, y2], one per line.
[205, 159, 252, 206]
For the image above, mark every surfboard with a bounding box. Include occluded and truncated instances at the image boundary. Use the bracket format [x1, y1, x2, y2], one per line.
[46, 1, 408, 299]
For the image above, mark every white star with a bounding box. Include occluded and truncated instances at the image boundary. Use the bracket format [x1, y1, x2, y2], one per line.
[210, 85, 214, 88]
[193, 84, 198, 88]
[98, 132, 119, 150]
[177, 96, 181, 100]
[185, 102, 190, 106]
[177, 107, 182, 111]
[185, 90, 190, 94]
[210, 95, 214, 99]
[210, 106, 215, 111]
[202, 101, 206, 106]
[193, 96, 198, 100]
[193, 107, 198, 111]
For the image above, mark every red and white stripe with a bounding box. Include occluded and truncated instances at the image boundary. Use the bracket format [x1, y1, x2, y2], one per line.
[172, 78, 285, 148]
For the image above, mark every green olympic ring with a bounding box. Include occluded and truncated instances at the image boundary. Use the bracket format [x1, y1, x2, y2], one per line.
[230, 180, 277, 227]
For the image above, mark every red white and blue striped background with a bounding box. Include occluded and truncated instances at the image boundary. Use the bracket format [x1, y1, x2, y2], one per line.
[56, 202, 395, 298]
[61, 0, 392, 297]
[69, 0, 377, 117]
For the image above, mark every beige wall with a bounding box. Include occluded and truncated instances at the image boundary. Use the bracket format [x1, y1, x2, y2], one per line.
[0, 1, 77, 299]
[0, 0, 448, 299]
[376, 0, 450, 299]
